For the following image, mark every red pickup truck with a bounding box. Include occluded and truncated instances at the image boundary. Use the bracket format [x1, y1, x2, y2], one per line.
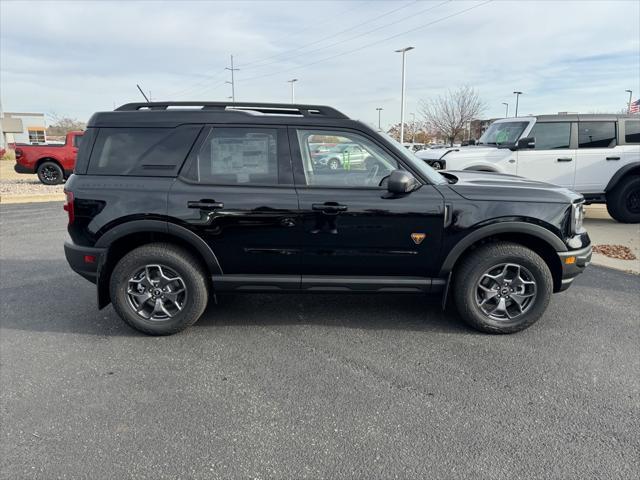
[14, 131, 84, 185]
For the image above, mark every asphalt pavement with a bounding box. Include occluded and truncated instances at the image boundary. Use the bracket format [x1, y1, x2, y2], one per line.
[1, 202, 639, 479]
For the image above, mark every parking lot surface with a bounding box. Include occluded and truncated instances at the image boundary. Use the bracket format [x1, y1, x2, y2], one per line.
[1, 202, 639, 479]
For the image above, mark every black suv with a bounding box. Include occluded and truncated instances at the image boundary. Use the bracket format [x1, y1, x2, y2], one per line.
[64, 102, 592, 335]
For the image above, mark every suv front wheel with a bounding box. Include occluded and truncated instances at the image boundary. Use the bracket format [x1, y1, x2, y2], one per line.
[110, 243, 209, 335]
[453, 242, 553, 334]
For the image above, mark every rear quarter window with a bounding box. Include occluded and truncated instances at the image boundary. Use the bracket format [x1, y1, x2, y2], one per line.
[87, 126, 201, 176]
[624, 120, 640, 143]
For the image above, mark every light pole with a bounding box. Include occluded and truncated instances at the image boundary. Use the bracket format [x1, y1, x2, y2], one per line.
[288, 79, 298, 104]
[626, 90, 633, 113]
[395, 46, 414, 144]
[502, 102, 509, 118]
[376, 107, 383, 131]
[513, 91, 523, 117]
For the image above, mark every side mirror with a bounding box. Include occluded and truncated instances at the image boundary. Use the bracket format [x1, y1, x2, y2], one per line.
[516, 136, 535, 149]
[386, 170, 419, 195]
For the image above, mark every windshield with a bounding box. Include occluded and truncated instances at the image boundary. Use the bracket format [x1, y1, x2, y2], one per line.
[379, 131, 447, 185]
[478, 121, 529, 146]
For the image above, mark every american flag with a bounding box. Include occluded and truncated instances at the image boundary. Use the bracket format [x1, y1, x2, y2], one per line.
[631, 99, 640, 114]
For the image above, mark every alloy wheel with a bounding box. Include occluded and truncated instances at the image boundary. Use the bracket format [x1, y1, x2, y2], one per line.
[475, 263, 537, 321]
[126, 264, 187, 321]
[626, 187, 640, 214]
[42, 165, 60, 183]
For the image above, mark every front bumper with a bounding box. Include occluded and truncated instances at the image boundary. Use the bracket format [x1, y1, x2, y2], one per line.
[64, 241, 105, 284]
[557, 244, 592, 292]
[14, 163, 34, 174]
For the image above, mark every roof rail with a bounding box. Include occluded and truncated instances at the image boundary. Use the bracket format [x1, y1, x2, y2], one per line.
[114, 101, 349, 119]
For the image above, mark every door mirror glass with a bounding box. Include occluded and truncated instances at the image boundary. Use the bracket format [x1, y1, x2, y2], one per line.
[516, 136, 535, 149]
[386, 170, 419, 194]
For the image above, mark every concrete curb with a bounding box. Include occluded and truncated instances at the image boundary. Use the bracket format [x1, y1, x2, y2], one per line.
[0, 194, 65, 204]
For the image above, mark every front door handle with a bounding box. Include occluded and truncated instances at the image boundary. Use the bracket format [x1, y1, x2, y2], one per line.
[557, 157, 573, 162]
[188, 199, 224, 210]
[606, 156, 620, 161]
[312, 203, 348, 214]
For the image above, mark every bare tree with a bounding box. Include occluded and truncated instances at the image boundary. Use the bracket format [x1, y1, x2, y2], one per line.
[419, 86, 486, 146]
[46, 113, 86, 136]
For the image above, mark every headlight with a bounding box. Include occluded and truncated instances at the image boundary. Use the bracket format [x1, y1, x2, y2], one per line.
[571, 202, 585, 234]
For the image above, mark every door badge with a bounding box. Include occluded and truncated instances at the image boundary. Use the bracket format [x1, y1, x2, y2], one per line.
[411, 233, 426, 245]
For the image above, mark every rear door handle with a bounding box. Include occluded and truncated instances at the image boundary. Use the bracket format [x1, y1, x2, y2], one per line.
[557, 157, 573, 162]
[312, 203, 348, 213]
[606, 156, 620, 161]
[188, 200, 224, 210]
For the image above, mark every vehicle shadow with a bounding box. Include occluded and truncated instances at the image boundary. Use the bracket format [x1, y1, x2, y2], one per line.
[0, 259, 471, 337]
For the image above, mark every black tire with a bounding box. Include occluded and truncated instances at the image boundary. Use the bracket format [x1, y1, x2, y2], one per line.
[606, 176, 640, 223]
[37, 161, 64, 185]
[327, 158, 341, 170]
[109, 243, 209, 335]
[452, 242, 553, 334]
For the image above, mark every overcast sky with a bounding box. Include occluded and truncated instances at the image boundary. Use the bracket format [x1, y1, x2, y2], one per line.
[1, 0, 639, 128]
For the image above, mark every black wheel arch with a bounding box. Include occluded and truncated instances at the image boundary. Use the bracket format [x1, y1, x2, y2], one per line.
[94, 220, 221, 309]
[36, 157, 63, 171]
[440, 222, 566, 294]
[605, 162, 640, 192]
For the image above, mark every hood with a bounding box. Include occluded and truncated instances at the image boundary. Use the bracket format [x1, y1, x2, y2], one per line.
[444, 170, 583, 204]
[416, 145, 505, 161]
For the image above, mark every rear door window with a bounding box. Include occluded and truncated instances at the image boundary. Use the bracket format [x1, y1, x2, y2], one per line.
[182, 127, 284, 185]
[88, 126, 201, 176]
[577, 122, 617, 148]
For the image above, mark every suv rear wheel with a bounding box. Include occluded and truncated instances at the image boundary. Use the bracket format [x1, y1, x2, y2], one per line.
[37, 161, 64, 185]
[453, 242, 553, 333]
[606, 176, 640, 223]
[109, 243, 209, 335]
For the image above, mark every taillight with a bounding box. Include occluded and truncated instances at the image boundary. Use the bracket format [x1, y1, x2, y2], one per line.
[15, 148, 23, 158]
[63, 190, 75, 225]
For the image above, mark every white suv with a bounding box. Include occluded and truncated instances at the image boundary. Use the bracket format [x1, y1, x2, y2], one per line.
[417, 115, 640, 223]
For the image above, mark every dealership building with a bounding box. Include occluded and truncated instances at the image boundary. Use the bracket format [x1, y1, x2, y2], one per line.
[0, 111, 47, 146]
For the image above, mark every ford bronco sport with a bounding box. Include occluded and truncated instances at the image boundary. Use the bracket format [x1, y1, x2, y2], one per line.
[64, 102, 591, 335]
[417, 114, 640, 223]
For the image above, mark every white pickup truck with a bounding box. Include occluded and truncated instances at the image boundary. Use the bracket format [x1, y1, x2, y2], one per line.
[417, 114, 640, 223]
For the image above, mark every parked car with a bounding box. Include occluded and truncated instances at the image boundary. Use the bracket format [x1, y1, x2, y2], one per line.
[416, 115, 640, 223]
[13, 131, 84, 184]
[64, 101, 590, 336]
[312, 142, 375, 170]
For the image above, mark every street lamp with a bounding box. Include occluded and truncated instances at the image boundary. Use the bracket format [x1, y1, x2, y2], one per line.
[502, 102, 509, 118]
[513, 91, 523, 117]
[376, 107, 383, 131]
[288, 79, 298, 104]
[626, 90, 633, 113]
[395, 46, 414, 144]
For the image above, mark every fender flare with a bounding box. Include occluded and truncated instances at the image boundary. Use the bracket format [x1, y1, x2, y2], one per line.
[438, 221, 567, 277]
[36, 156, 64, 169]
[95, 219, 222, 274]
[605, 162, 640, 192]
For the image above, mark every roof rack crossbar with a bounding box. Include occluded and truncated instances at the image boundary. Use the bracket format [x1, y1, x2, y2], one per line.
[115, 102, 348, 119]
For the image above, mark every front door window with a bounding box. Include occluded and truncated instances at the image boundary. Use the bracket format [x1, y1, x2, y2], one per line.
[296, 130, 398, 188]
